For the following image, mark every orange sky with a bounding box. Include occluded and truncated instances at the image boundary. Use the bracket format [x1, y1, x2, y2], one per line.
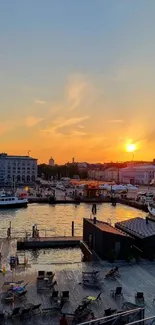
[1, 1, 155, 164]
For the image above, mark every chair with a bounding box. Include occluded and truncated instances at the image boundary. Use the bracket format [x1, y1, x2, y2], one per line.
[46, 271, 53, 277]
[111, 287, 123, 299]
[135, 292, 144, 304]
[0, 311, 5, 324]
[82, 292, 102, 303]
[104, 308, 112, 316]
[20, 307, 32, 320]
[14, 290, 27, 300]
[37, 271, 45, 279]
[61, 291, 69, 301]
[104, 308, 117, 316]
[48, 280, 57, 289]
[1, 291, 14, 303]
[50, 291, 59, 301]
[8, 307, 21, 318]
[31, 303, 41, 315]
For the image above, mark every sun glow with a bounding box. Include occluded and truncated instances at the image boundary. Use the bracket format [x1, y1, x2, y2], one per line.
[126, 143, 136, 152]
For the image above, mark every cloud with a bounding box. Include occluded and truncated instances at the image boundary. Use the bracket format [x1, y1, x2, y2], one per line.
[35, 100, 47, 104]
[108, 119, 124, 123]
[42, 116, 89, 135]
[25, 116, 44, 127]
[66, 75, 87, 111]
[78, 125, 85, 129]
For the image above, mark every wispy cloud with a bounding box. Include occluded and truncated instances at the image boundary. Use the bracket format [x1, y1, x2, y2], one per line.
[25, 116, 44, 127]
[35, 100, 47, 104]
[78, 125, 85, 129]
[66, 75, 87, 111]
[108, 119, 124, 123]
[42, 116, 89, 135]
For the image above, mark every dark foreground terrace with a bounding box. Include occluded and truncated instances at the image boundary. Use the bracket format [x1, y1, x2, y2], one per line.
[0, 258, 155, 324]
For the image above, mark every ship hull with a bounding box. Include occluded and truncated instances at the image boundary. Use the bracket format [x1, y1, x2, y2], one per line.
[0, 202, 28, 209]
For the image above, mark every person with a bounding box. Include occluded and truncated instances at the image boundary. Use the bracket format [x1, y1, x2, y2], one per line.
[60, 314, 68, 325]
[7, 227, 11, 239]
[0, 251, 2, 264]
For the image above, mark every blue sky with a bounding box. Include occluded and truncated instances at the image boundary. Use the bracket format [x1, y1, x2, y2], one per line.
[0, 0, 155, 163]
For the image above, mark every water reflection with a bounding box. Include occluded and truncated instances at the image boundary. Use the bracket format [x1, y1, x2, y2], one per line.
[18, 248, 82, 264]
[0, 203, 146, 237]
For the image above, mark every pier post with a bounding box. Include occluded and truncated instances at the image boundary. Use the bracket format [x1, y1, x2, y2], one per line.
[72, 221, 74, 237]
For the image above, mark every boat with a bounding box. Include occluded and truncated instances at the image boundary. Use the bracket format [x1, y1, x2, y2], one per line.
[148, 203, 155, 217]
[0, 194, 28, 209]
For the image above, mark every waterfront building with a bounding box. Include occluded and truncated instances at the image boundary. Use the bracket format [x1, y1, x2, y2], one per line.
[49, 157, 55, 166]
[0, 153, 37, 185]
[88, 169, 105, 180]
[83, 217, 133, 260]
[103, 167, 119, 182]
[120, 164, 155, 185]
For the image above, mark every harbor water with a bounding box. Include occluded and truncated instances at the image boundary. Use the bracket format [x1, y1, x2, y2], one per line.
[0, 203, 146, 264]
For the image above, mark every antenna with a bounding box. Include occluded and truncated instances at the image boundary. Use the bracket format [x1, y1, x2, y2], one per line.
[28, 150, 31, 156]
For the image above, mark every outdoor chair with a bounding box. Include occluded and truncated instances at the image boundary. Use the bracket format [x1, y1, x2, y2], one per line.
[37, 271, 45, 279]
[46, 271, 54, 278]
[111, 287, 123, 299]
[7, 307, 21, 318]
[135, 292, 144, 304]
[31, 303, 42, 315]
[82, 292, 102, 303]
[1, 291, 14, 303]
[14, 290, 27, 300]
[61, 291, 69, 301]
[104, 308, 117, 316]
[48, 280, 57, 289]
[20, 307, 32, 320]
[0, 311, 5, 324]
[50, 291, 59, 301]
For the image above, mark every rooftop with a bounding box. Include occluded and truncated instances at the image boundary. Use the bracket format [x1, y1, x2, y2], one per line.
[121, 164, 155, 171]
[0, 153, 37, 160]
[115, 217, 155, 239]
[86, 218, 129, 237]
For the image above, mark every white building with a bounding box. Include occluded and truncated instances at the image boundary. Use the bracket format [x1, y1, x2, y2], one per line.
[120, 165, 155, 185]
[49, 157, 55, 166]
[103, 167, 119, 182]
[0, 153, 37, 184]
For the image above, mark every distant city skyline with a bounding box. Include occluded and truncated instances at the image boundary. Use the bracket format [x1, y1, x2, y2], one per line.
[1, 1, 155, 163]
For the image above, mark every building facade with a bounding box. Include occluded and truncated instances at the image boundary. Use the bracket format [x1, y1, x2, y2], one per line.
[49, 157, 55, 166]
[103, 167, 119, 182]
[119, 165, 155, 185]
[88, 169, 105, 180]
[0, 153, 37, 184]
[83, 218, 133, 260]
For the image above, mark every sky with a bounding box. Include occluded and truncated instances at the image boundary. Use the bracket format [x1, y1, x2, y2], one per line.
[0, 0, 155, 164]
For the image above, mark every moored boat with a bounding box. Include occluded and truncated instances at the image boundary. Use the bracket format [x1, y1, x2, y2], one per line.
[148, 203, 155, 217]
[0, 194, 28, 209]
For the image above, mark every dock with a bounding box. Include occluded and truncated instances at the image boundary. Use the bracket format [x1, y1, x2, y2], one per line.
[17, 236, 82, 250]
[1, 260, 155, 324]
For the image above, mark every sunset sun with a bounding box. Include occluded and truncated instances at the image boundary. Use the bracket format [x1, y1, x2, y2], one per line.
[126, 143, 136, 152]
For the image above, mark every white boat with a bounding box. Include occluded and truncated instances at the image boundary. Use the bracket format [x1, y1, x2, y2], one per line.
[0, 194, 28, 209]
[148, 203, 155, 217]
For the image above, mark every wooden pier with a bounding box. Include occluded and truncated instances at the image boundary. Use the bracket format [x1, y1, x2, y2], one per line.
[17, 236, 82, 250]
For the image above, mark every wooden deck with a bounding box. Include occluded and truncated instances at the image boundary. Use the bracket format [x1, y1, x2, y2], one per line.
[0, 260, 155, 324]
[17, 236, 82, 249]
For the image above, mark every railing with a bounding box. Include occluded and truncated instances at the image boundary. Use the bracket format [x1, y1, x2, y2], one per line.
[76, 307, 144, 325]
[0, 227, 76, 239]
